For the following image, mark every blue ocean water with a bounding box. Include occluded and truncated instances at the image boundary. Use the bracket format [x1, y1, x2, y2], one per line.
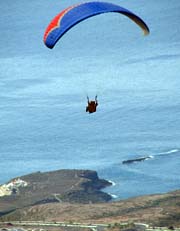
[0, 0, 180, 199]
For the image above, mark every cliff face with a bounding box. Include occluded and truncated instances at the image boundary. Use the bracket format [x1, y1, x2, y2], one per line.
[0, 169, 112, 215]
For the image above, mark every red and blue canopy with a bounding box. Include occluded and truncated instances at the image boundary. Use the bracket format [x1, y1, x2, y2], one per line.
[44, 1, 150, 49]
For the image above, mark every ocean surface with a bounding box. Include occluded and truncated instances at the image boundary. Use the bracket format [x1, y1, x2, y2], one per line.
[0, 0, 180, 200]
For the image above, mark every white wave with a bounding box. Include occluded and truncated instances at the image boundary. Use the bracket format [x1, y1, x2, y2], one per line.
[148, 155, 154, 159]
[158, 149, 179, 156]
[143, 155, 154, 160]
[108, 180, 116, 186]
[110, 194, 118, 199]
[165, 149, 179, 154]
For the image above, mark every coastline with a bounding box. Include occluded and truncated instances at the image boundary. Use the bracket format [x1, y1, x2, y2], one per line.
[0, 169, 112, 216]
[0, 169, 180, 227]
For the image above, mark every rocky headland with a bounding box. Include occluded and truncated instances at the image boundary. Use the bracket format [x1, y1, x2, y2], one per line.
[0, 169, 112, 215]
[0, 169, 180, 228]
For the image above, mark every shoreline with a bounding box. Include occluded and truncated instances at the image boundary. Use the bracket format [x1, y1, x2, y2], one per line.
[0, 169, 112, 216]
[0, 169, 180, 227]
[1, 169, 180, 203]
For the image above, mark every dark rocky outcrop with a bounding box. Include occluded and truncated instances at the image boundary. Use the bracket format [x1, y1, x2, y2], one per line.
[122, 156, 151, 164]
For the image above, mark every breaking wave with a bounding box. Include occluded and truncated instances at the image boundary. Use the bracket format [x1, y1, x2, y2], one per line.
[157, 149, 179, 156]
[108, 180, 116, 186]
[110, 194, 118, 199]
[145, 149, 179, 159]
[142, 149, 179, 159]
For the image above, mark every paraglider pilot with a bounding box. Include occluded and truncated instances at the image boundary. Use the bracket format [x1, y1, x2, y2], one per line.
[86, 96, 98, 113]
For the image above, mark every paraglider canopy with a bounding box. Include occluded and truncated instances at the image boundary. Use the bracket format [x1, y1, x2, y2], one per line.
[44, 1, 150, 49]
